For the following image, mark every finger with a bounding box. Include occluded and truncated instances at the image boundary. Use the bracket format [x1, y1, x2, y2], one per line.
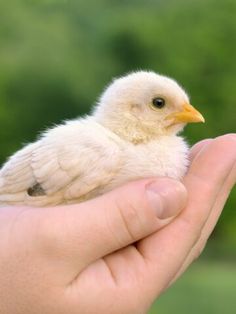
[136, 134, 236, 295]
[36, 177, 187, 274]
[190, 133, 236, 161]
[168, 161, 236, 287]
[189, 138, 213, 162]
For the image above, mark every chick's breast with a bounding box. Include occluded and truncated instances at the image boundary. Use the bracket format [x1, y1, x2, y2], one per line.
[100, 135, 189, 194]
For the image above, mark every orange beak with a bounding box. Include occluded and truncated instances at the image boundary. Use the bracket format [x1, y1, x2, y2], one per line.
[165, 103, 205, 124]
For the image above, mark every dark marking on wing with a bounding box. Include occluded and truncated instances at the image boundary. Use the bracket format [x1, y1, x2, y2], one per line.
[27, 183, 46, 197]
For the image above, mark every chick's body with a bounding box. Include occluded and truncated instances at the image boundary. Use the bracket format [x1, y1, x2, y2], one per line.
[0, 71, 204, 207]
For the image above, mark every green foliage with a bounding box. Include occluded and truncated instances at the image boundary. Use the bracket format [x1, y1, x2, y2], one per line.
[0, 0, 235, 244]
[149, 260, 236, 314]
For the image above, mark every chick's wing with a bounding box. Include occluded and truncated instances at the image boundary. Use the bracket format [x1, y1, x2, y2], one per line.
[0, 121, 122, 205]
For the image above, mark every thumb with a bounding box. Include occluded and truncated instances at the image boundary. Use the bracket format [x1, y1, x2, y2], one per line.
[39, 178, 187, 271]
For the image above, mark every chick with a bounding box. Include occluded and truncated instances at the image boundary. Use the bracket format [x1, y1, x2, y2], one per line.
[0, 71, 204, 207]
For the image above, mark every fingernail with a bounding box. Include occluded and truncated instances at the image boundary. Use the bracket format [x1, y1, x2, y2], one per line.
[146, 178, 187, 219]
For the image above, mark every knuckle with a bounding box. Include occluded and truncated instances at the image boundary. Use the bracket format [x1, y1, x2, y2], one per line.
[116, 200, 142, 243]
[114, 196, 152, 245]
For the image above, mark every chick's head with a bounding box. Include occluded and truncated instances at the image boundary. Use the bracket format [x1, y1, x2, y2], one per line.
[93, 71, 204, 143]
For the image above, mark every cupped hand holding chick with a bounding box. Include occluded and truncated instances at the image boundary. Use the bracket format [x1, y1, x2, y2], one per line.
[0, 135, 235, 314]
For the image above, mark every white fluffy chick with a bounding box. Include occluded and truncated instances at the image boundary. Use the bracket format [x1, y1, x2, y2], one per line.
[0, 71, 204, 207]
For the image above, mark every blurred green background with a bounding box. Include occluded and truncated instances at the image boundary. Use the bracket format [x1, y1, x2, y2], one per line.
[0, 0, 235, 312]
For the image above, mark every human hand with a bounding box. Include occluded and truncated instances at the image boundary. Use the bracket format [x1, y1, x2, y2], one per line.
[0, 134, 235, 314]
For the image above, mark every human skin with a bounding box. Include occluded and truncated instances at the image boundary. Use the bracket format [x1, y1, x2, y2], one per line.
[0, 134, 235, 314]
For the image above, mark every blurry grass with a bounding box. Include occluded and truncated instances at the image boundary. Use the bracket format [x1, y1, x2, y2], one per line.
[149, 260, 236, 314]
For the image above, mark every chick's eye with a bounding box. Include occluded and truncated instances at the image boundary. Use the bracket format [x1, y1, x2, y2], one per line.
[152, 97, 166, 109]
